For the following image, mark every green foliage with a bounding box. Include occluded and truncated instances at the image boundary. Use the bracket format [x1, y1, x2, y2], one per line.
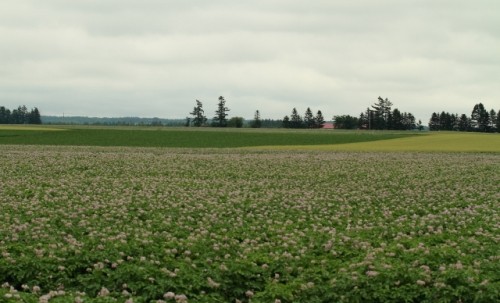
[227, 117, 244, 128]
[0, 127, 416, 148]
[429, 103, 498, 133]
[212, 96, 230, 127]
[0, 105, 41, 124]
[0, 146, 499, 302]
[251, 110, 262, 128]
[189, 100, 207, 127]
[334, 115, 359, 129]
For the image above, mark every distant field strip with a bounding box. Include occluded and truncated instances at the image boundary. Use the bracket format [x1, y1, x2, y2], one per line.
[254, 132, 500, 153]
[0, 125, 65, 131]
[0, 127, 415, 148]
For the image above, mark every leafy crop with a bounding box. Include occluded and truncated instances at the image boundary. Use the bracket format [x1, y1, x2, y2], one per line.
[0, 145, 498, 302]
[0, 126, 416, 148]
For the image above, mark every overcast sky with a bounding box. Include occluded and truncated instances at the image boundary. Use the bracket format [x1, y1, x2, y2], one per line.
[1, 1, 499, 121]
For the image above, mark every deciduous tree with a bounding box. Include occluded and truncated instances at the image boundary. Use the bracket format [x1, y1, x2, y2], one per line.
[334, 115, 359, 129]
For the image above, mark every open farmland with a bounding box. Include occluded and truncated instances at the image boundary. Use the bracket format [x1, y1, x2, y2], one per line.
[0, 144, 499, 302]
[0, 125, 418, 148]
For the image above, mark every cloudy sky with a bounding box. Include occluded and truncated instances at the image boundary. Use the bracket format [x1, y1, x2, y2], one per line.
[1, 1, 499, 121]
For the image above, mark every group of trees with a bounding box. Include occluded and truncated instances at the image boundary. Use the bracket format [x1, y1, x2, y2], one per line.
[0, 105, 41, 124]
[187, 96, 500, 133]
[334, 97, 421, 130]
[429, 103, 499, 132]
[282, 108, 325, 129]
[188, 96, 262, 128]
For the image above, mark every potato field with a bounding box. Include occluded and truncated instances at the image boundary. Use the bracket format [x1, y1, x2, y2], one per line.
[0, 144, 498, 302]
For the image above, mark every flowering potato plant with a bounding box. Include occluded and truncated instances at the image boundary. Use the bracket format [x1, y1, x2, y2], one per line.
[0, 145, 498, 302]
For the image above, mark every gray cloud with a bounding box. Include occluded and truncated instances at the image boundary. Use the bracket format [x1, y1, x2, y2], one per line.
[1, 1, 499, 120]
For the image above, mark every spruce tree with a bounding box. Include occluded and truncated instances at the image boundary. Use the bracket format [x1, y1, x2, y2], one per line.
[290, 108, 303, 128]
[282, 115, 290, 128]
[251, 110, 262, 128]
[458, 114, 470, 131]
[429, 112, 440, 131]
[29, 107, 42, 124]
[190, 100, 207, 127]
[496, 110, 500, 133]
[371, 97, 393, 129]
[471, 103, 489, 131]
[212, 96, 230, 127]
[304, 107, 315, 128]
[0, 106, 9, 124]
[314, 110, 325, 128]
[392, 108, 403, 130]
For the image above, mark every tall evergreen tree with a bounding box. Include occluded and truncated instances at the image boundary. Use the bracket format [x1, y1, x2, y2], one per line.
[371, 97, 393, 129]
[458, 114, 470, 131]
[290, 108, 303, 128]
[304, 107, 315, 128]
[439, 112, 450, 130]
[29, 107, 42, 124]
[251, 110, 262, 128]
[429, 112, 440, 131]
[282, 115, 290, 128]
[212, 96, 230, 127]
[496, 110, 500, 133]
[0, 106, 10, 124]
[314, 110, 325, 128]
[471, 103, 489, 131]
[190, 100, 207, 127]
[391, 108, 403, 130]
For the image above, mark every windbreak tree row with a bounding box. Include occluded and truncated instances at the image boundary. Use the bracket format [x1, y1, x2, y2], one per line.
[334, 97, 422, 130]
[429, 103, 499, 132]
[0, 105, 41, 124]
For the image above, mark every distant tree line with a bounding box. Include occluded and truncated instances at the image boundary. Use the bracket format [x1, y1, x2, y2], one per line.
[429, 103, 499, 132]
[0, 105, 41, 124]
[282, 108, 325, 129]
[188, 96, 424, 130]
[188, 96, 268, 128]
[334, 97, 422, 130]
[43, 116, 186, 126]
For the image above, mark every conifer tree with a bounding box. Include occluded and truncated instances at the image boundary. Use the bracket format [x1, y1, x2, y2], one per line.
[314, 110, 325, 128]
[282, 115, 290, 128]
[496, 110, 500, 133]
[290, 108, 303, 128]
[304, 107, 315, 128]
[29, 107, 42, 124]
[251, 110, 262, 128]
[212, 96, 230, 127]
[190, 100, 207, 127]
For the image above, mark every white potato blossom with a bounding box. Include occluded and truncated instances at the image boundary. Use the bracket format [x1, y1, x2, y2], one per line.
[0, 146, 498, 302]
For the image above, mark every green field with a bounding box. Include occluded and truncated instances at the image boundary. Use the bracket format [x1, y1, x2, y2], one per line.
[0, 127, 499, 302]
[0, 125, 418, 148]
[1, 125, 499, 152]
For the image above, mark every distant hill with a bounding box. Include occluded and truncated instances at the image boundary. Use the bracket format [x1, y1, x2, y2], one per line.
[42, 116, 186, 126]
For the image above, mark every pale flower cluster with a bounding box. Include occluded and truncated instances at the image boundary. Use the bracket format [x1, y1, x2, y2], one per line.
[0, 145, 498, 301]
